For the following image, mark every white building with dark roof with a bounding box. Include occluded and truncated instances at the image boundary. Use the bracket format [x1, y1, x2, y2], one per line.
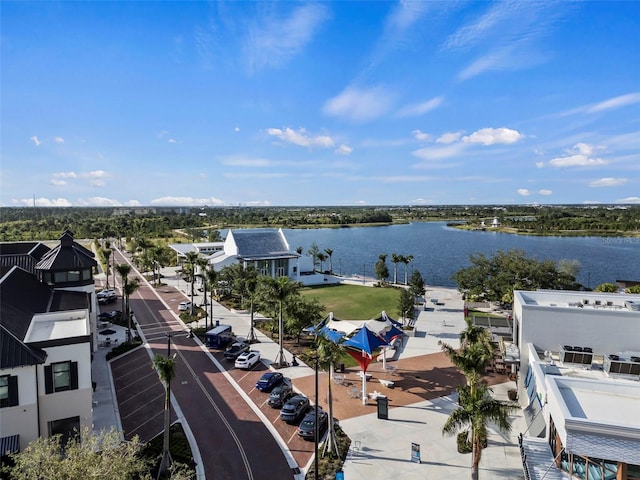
[512, 290, 640, 480]
[1, 231, 97, 454]
[169, 228, 329, 285]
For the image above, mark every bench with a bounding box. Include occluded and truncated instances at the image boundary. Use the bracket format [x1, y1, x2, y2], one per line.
[379, 379, 395, 388]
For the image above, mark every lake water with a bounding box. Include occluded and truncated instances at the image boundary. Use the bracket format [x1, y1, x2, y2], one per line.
[281, 222, 640, 289]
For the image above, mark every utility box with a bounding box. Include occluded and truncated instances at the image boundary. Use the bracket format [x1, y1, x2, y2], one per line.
[376, 396, 388, 420]
[205, 324, 233, 349]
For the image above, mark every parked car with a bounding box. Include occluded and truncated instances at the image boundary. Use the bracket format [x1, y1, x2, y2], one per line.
[234, 351, 261, 369]
[297, 409, 329, 441]
[280, 395, 310, 424]
[98, 310, 122, 321]
[224, 341, 250, 361]
[267, 383, 293, 409]
[255, 372, 284, 392]
[178, 301, 192, 311]
[97, 289, 117, 304]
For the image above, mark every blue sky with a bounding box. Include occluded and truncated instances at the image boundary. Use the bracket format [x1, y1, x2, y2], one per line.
[1, 1, 639, 207]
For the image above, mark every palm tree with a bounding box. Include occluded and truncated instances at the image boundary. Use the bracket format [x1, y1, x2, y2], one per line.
[439, 318, 494, 382]
[315, 334, 343, 457]
[123, 278, 140, 344]
[203, 266, 217, 331]
[152, 353, 176, 479]
[442, 382, 515, 480]
[259, 276, 299, 367]
[183, 251, 199, 316]
[115, 263, 131, 338]
[103, 248, 112, 288]
[241, 266, 259, 343]
[317, 253, 327, 273]
[391, 253, 401, 284]
[403, 254, 414, 285]
[324, 248, 334, 274]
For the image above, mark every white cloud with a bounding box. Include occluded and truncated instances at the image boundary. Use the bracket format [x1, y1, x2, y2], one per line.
[462, 127, 523, 145]
[335, 144, 353, 156]
[587, 92, 640, 113]
[168, 138, 177, 144]
[412, 143, 466, 161]
[323, 86, 396, 122]
[83, 170, 110, 179]
[234, 127, 240, 132]
[412, 130, 432, 142]
[53, 136, 64, 143]
[245, 200, 272, 207]
[82, 170, 111, 187]
[245, 3, 329, 73]
[267, 127, 334, 148]
[589, 177, 627, 187]
[617, 196, 640, 204]
[517, 188, 530, 196]
[410, 198, 434, 205]
[396, 96, 443, 117]
[53, 171, 78, 179]
[50, 179, 67, 186]
[124, 200, 142, 206]
[550, 155, 607, 167]
[150, 196, 225, 206]
[14, 197, 72, 207]
[536, 161, 545, 168]
[30, 135, 41, 147]
[444, 1, 521, 51]
[436, 132, 462, 144]
[549, 143, 607, 167]
[538, 189, 552, 195]
[77, 197, 122, 207]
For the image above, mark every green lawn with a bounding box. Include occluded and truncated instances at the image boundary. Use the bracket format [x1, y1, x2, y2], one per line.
[300, 283, 402, 320]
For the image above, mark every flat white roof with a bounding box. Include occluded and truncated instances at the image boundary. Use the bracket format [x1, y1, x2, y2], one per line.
[558, 380, 640, 427]
[24, 310, 89, 343]
[516, 290, 640, 312]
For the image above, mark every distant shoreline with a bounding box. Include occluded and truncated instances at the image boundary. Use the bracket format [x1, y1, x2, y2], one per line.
[449, 223, 640, 238]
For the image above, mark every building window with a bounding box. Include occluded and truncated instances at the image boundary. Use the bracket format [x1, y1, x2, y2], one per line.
[0, 375, 19, 408]
[44, 361, 78, 394]
[48, 416, 80, 447]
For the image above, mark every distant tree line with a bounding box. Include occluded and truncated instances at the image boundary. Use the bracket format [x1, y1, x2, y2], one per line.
[1, 204, 638, 242]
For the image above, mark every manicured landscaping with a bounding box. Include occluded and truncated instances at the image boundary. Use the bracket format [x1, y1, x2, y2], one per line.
[300, 283, 403, 320]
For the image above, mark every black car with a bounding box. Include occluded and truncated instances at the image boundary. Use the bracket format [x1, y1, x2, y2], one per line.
[98, 310, 122, 321]
[280, 395, 310, 424]
[255, 372, 284, 392]
[297, 409, 329, 441]
[267, 383, 293, 409]
[223, 341, 250, 361]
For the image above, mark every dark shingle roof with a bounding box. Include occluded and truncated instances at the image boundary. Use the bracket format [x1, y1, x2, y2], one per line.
[35, 230, 96, 271]
[0, 241, 51, 275]
[0, 325, 47, 369]
[231, 229, 291, 257]
[0, 267, 53, 340]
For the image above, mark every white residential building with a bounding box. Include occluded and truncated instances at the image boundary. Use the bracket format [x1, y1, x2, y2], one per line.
[1, 231, 98, 454]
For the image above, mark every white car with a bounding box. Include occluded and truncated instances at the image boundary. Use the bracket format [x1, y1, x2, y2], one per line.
[234, 350, 261, 369]
[178, 301, 192, 311]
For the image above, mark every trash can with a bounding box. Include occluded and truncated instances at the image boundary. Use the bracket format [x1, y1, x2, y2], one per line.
[376, 396, 388, 420]
[338, 363, 345, 373]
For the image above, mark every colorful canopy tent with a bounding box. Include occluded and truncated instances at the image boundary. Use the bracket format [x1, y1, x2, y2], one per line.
[318, 326, 346, 344]
[342, 326, 389, 404]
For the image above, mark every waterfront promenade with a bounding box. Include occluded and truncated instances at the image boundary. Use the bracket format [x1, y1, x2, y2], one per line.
[92, 261, 526, 479]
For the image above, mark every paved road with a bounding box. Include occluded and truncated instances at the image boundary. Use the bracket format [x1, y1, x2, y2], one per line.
[111, 248, 299, 479]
